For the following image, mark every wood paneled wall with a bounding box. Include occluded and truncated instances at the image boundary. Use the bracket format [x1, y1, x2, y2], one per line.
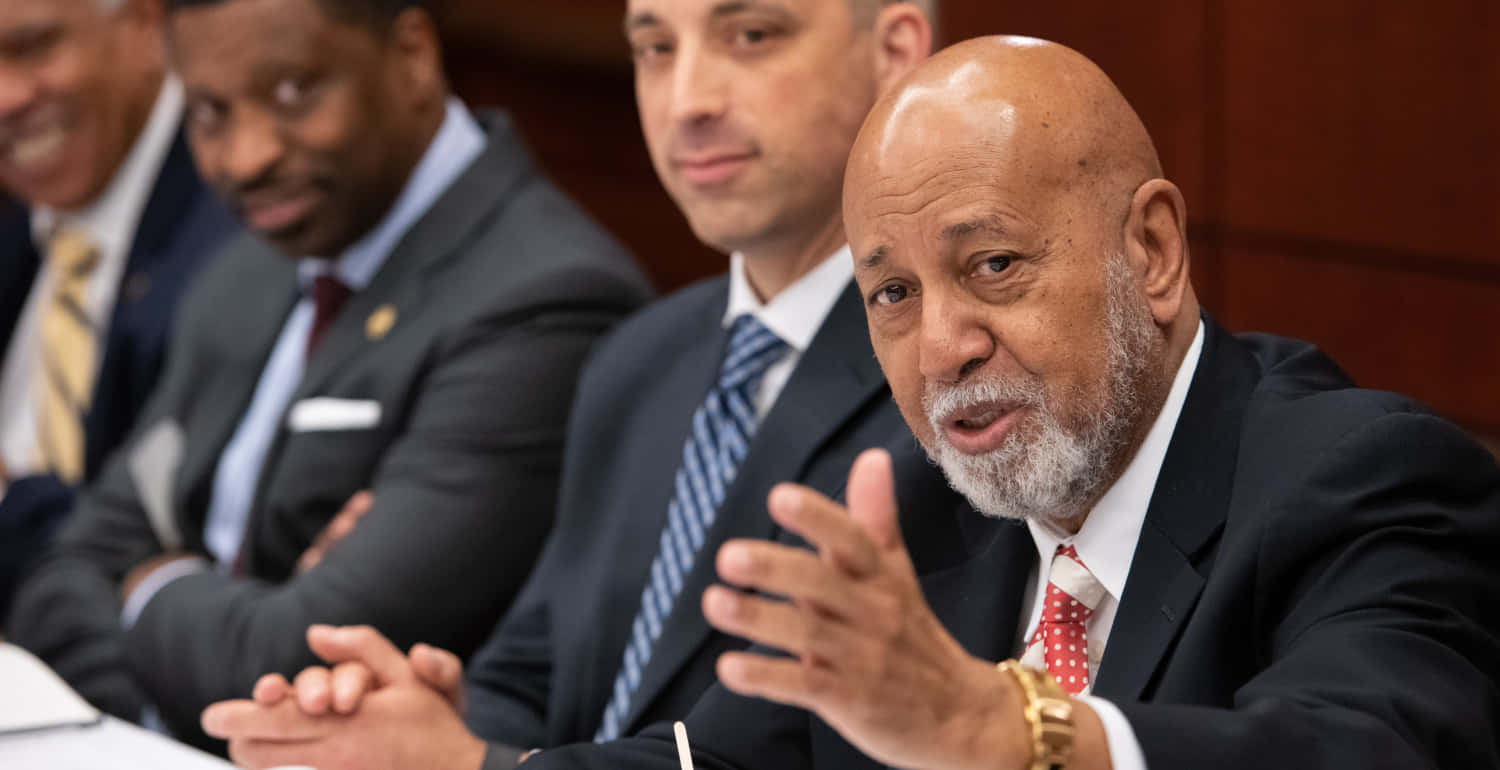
[435, 1, 1500, 437]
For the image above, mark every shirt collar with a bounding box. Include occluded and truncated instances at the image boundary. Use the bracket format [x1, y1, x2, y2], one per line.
[723, 245, 854, 352]
[1026, 320, 1207, 602]
[296, 98, 486, 292]
[31, 77, 184, 255]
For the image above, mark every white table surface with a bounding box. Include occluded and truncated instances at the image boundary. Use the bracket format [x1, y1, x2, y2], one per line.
[0, 716, 236, 769]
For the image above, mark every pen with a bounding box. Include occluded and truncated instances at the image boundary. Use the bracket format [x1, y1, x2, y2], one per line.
[673, 720, 694, 770]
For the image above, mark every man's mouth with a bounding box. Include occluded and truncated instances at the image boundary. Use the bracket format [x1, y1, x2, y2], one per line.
[939, 400, 1026, 455]
[673, 151, 757, 186]
[239, 188, 323, 235]
[2, 124, 69, 173]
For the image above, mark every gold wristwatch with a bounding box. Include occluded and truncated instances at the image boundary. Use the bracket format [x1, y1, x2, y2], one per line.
[997, 661, 1075, 770]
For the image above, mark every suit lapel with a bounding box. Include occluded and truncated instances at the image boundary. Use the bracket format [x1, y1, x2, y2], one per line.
[290, 114, 532, 403]
[177, 242, 299, 522]
[1092, 318, 1261, 700]
[0, 201, 39, 351]
[120, 131, 197, 280]
[620, 283, 890, 731]
[924, 511, 1036, 662]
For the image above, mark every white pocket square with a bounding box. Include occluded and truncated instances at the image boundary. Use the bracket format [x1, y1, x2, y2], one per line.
[287, 398, 382, 433]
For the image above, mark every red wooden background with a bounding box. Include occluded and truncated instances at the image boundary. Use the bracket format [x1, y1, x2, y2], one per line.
[433, 1, 1500, 447]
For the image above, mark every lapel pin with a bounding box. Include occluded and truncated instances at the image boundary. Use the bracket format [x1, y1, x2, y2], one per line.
[366, 304, 397, 341]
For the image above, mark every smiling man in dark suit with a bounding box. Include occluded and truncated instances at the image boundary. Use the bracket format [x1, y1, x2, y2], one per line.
[5, 0, 650, 751]
[0, 0, 236, 623]
[198, 1, 939, 768]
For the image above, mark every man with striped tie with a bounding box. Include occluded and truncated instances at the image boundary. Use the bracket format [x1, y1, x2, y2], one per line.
[0, 0, 235, 622]
[200, 1, 937, 768]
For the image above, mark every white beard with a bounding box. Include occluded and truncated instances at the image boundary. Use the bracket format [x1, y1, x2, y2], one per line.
[919, 253, 1157, 527]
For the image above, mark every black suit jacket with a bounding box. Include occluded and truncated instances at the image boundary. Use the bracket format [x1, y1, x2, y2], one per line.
[0, 132, 236, 621]
[7, 110, 653, 749]
[527, 318, 1500, 770]
[464, 276, 909, 768]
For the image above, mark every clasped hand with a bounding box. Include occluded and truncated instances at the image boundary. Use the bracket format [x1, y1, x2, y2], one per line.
[201, 625, 484, 770]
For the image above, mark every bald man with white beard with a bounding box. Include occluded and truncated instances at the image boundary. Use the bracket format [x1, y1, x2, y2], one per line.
[493, 35, 1500, 770]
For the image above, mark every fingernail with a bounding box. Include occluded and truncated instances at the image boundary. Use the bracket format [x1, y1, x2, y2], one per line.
[726, 544, 753, 573]
[707, 587, 737, 617]
[769, 485, 800, 513]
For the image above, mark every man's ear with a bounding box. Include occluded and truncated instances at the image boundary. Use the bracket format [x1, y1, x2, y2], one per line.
[871, 3, 933, 94]
[1123, 178, 1191, 327]
[389, 6, 447, 108]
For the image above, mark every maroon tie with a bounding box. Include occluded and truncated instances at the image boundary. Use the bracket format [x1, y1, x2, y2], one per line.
[306, 275, 353, 359]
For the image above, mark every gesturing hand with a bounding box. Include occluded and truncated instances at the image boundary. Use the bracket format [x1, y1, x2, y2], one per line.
[701, 449, 1043, 770]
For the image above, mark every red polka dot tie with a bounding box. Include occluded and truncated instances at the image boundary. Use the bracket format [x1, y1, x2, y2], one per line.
[1023, 545, 1106, 694]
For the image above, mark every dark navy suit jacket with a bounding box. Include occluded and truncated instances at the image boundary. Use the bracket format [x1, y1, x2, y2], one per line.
[0, 131, 237, 621]
[467, 277, 910, 769]
[526, 317, 1500, 770]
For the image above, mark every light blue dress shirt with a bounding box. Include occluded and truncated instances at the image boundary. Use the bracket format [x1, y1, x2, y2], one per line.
[123, 99, 487, 630]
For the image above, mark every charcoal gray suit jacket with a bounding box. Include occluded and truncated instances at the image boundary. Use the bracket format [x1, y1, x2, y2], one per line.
[7, 110, 652, 749]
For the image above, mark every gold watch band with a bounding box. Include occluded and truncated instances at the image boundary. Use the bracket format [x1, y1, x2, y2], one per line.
[997, 661, 1076, 770]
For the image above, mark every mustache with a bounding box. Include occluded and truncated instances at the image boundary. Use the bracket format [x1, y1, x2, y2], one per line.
[0, 103, 69, 145]
[922, 374, 1049, 424]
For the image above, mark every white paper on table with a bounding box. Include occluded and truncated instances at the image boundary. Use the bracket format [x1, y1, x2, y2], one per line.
[0, 716, 236, 769]
[0, 642, 100, 735]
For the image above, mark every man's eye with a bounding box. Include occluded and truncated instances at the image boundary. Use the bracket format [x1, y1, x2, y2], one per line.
[634, 41, 673, 63]
[188, 102, 225, 132]
[732, 25, 780, 50]
[874, 284, 908, 306]
[273, 78, 310, 109]
[979, 255, 1013, 275]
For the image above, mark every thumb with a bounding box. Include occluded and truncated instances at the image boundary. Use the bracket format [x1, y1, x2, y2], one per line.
[846, 449, 902, 552]
[412, 643, 466, 710]
[307, 624, 412, 686]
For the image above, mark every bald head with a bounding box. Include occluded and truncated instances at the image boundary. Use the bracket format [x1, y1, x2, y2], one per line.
[853, 36, 1160, 222]
[845, 36, 1199, 530]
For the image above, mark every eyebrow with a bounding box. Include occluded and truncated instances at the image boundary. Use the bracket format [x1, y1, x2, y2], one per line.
[623, 11, 660, 34]
[859, 246, 890, 271]
[940, 215, 1010, 241]
[625, 1, 767, 34]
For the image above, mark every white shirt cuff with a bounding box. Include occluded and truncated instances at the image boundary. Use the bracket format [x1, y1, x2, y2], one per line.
[121, 557, 209, 629]
[1080, 695, 1149, 770]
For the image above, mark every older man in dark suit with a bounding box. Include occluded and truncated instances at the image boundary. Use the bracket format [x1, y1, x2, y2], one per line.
[5, 0, 650, 751]
[0, 0, 237, 622]
[485, 36, 1500, 770]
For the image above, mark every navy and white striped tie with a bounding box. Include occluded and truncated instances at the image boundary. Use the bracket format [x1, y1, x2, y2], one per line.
[595, 314, 788, 741]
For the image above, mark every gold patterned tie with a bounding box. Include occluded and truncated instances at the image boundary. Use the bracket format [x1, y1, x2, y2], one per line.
[36, 228, 100, 484]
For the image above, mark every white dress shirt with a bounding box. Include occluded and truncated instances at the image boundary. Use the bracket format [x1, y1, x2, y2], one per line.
[1013, 320, 1205, 770]
[0, 79, 184, 496]
[121, 99, 487, 628]
[722, 246, 854, 418]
